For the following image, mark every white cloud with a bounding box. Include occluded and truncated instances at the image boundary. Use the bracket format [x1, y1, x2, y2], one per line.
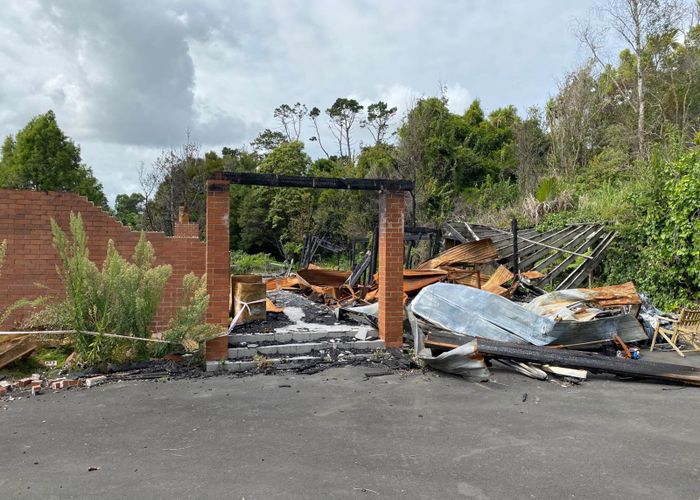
[0, 0, 598, 203]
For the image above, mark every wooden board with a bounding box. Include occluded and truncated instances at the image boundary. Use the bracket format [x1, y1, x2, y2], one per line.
[0, 335, 37, 369]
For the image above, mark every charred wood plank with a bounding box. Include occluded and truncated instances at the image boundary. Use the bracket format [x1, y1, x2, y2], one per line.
[474, 338, 700, 386]
[211, 172, 414, 191]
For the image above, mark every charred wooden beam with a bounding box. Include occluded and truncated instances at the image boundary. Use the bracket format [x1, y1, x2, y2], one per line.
[210, 172, 414, 191]
[474, 338, 700, 386]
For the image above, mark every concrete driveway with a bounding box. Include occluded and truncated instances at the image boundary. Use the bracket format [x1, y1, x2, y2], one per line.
[1, 364, 699, 499]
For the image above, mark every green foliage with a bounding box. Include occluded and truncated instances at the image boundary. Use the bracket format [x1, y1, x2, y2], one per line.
[534, 177, 558, 203]
[230, 251, 283, 274]
[26, 213, 174, 364]
[632, 150, 700, 308]
[156, 273, 221, 356]
[0, 111, 108, 208]
[115, 192, 145, 228]
[236, 141, 313, 260]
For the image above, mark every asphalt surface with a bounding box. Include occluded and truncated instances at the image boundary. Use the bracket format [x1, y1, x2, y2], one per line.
[1, 357, 699, 500]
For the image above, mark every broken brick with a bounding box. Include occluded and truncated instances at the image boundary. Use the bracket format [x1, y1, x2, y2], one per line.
[49, 378, 81, 390]
[17, 377, 34, 388]
[84, 376, 106, 388]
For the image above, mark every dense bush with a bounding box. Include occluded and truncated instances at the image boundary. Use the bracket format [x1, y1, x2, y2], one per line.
[633, 151, 700, 308]
[22, 213, 219, 364]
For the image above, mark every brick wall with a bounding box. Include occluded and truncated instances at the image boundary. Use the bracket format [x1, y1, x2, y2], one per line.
[204, 179, 231, 361]
[0, 189, 205, 331]
[378, 191, 405, 347]
[174, 222, 199, 238]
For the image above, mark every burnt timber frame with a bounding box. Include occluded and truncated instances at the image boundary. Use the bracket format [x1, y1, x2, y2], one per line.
[205, 171, 413, 360]
[210, 172, 413, 192]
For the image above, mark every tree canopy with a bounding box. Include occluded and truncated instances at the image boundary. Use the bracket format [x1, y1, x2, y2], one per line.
[0, 110, 108, 208]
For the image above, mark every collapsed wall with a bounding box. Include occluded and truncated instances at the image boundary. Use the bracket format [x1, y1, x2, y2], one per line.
[0, 189, 205, 331]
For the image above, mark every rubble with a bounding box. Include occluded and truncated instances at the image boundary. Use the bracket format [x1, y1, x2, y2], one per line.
[443, 221, 617, 290]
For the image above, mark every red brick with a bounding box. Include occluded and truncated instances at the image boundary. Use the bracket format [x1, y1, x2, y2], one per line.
[377, 191, 405, 348]
[0, 189, 205, 331]
[204, 180, 231, 361]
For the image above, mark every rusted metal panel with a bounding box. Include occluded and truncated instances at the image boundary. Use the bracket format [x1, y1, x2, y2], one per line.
[297, 268, 351, 288]
[417, 239, 498, 270]
[525, 282, 641, 320]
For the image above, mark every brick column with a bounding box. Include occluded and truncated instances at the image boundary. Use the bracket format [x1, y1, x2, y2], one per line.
[205, 178, 231, 361]
[378, 191, 405, 348]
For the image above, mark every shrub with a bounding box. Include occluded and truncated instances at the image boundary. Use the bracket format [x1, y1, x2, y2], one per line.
[156, 273, 222, 355]
[230, 250, 283, 274]
[634, 150, 700, 308]
[25, 213, 173, 364]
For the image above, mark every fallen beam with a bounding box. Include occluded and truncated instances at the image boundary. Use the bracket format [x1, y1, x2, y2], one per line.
[474, 338, 700, 386]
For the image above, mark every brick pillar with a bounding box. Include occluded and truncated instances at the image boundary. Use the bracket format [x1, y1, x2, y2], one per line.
[205, 179, 231, 361]
[378, 191, 405, 348]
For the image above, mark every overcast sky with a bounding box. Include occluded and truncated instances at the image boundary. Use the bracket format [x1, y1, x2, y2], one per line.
[1, 0, 598, 203]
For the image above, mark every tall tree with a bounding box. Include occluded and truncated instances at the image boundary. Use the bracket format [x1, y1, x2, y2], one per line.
[251, 128, 287, 154]
[308, 107, 331, 158]
[274, 102, 307, 141]
[238, 141, 312, 259]
[0, 110, 108, 208]
[326, 98, 364, 161]
[114, 193, 145, 228]
[580, 0, 684, 156]
[361, 101, 398, 146]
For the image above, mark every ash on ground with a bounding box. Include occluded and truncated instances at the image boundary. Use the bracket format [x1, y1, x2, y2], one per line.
[231, 290, 354, 334]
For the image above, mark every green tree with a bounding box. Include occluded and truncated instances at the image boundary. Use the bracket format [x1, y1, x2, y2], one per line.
[0, 110, 108, 208]
[326, 98, 364, 161]
[115, 193, 145, 229]
[361, 101, 398, 146]
[237, 141, 312, 259]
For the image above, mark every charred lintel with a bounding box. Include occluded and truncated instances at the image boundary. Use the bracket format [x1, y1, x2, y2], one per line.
[210, 172, 413, 192]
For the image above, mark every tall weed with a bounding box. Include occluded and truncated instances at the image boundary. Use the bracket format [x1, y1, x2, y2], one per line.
[29, 213, 173, 364]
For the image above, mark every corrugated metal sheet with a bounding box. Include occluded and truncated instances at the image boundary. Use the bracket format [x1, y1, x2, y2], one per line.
[411, 283, 646, 346]
[443, 221, 618, 290]
[297, 268, 351, 288]
[402, 269, 449, 294]
[370, 269, 448, 296]
[525, 282, 641, 319]
[417, 239, 498, 269]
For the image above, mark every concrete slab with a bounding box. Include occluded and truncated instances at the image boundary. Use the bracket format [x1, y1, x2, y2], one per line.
[1, 364, 699, 499]
[228, 340, 385, 359]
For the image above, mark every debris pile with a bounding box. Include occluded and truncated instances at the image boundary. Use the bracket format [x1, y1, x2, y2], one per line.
[0, 358, 204, 400]
[257, 223, 700, 387]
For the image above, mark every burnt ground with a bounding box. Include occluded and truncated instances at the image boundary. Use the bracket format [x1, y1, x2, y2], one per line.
[1, 357, 699, 499]
[230, 290, 349, 333]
